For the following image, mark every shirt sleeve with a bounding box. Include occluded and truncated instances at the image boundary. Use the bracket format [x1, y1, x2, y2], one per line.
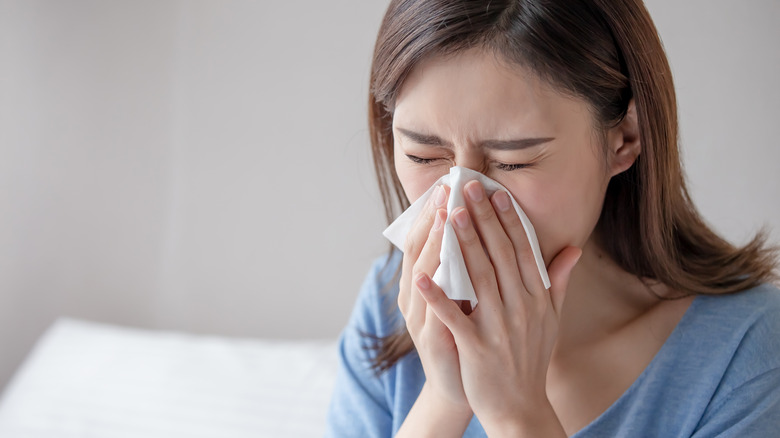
[691, 367, 780, 437]
[324, 254, 401, 438]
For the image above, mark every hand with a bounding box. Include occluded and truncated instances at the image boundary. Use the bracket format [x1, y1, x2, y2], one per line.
[397, 184, 472, 415]
[415, 180, 582, 435]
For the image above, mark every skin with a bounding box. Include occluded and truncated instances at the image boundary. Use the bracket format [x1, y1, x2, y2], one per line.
[391, 48, 695, 436]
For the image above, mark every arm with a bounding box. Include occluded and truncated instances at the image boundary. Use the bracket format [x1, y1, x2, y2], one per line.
[328, 186, 473, 437]
[394, 185, 474, 436]
[324, 259, 395, 438]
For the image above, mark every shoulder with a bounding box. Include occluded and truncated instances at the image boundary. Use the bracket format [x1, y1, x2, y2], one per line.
[348, 250, 403, 339]
[695, 281, 780, 317]
[642, 283, 780, 405]
[361, 250, 403, 300]
[325, 252, 404, 437]
[686, 284, 780, 435]
[691, 282, 780, 348]
[582, 284, 780, 436]
[684, 282, 780, 385]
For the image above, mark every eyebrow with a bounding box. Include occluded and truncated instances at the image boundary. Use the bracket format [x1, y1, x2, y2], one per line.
[396, 127, 554, 151]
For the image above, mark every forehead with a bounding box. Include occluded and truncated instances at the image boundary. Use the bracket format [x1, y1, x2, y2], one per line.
[393, 48, 591, 138]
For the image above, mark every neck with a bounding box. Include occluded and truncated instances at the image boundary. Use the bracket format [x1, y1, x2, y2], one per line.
[555, 234, 666, 351]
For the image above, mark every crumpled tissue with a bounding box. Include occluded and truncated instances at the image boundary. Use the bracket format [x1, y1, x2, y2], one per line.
[383, 166, 550, 308]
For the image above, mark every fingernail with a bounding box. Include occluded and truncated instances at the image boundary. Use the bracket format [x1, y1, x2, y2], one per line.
[465, 181, 484, 202]
[433, 185, 446, 207]
[432, 210, 443, 231]
[415, 273, 431, 290]
[493, 191, 511, 212]
[452, 208, 470, 229]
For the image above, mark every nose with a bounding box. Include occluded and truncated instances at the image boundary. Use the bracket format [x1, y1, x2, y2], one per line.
[451, 152, 489, 176]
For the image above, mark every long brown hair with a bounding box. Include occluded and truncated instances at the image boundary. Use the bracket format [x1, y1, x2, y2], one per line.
[367, 0, 778, 373]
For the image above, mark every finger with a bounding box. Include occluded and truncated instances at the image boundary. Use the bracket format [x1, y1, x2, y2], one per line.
[546, 246, 582, 318]
[410, 208, 448, 325]
[399, 185, 449, 319]
[449, 206, 501, 309]
[463, 180, 526, 308]
[490, 190, 547, 296]
[416, 272, 474, 342]
[415, 208, 448, 277]
[403, 185, 449, 259]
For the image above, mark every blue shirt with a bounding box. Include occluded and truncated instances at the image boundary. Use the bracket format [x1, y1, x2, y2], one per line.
[325, 251, 780, 437]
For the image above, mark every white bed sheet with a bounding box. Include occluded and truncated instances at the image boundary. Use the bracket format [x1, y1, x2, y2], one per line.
[0, 318, 338, 438]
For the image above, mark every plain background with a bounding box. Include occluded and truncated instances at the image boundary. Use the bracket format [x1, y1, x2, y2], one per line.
[1, 0, 778, 391]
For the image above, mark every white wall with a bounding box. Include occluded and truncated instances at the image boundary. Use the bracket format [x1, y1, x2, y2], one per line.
[1, 0, 778, 390]
[0, 0, 390, 389]
[647, 0, 780, 245]
[0, 0, 181, 389]
[155, 1, 389, 339]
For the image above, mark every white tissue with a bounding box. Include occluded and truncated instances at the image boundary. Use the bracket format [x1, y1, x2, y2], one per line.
[383, 166, 550, 308]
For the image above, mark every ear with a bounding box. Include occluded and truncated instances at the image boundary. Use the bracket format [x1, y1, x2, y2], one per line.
[606, 99, 641, 177]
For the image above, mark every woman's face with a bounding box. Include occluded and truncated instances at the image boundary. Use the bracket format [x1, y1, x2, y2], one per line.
[392, 48, 632, 264]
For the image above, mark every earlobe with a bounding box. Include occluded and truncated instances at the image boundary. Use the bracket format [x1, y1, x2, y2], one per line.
[608, 99, 641, 177]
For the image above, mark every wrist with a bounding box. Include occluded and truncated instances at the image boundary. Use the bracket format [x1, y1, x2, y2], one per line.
[480, 398, 566, 438]
[396, 383, 473, 437]
[425, 382, 474, 419]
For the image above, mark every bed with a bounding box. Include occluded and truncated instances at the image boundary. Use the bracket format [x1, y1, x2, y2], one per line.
[0, 319, 338, 437]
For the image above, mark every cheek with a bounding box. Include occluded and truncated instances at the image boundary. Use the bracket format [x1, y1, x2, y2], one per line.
[508, 161, 607, 265]
[394, 154, 446, 204]
[532, 191, 603, 265]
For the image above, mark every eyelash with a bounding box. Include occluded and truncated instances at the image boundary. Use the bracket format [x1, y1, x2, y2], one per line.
[405, 154, 436, 165]
[405, 154, 531, 171]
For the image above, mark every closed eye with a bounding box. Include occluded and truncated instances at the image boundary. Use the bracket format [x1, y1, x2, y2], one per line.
[495, 162, 532, 171]
[407, 154, 532, 171]
[405, 154, 438, 165]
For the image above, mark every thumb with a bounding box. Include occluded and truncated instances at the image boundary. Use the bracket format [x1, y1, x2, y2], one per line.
[547, 246, 582, 318]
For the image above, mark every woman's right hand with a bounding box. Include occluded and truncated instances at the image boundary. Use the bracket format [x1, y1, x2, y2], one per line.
[396, 185, 474, 436]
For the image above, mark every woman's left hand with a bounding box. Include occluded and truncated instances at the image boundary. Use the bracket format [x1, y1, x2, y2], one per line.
[414, 179, 582, 437]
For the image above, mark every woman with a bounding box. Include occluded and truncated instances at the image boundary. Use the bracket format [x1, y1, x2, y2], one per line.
[326, 0, 780, 436]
